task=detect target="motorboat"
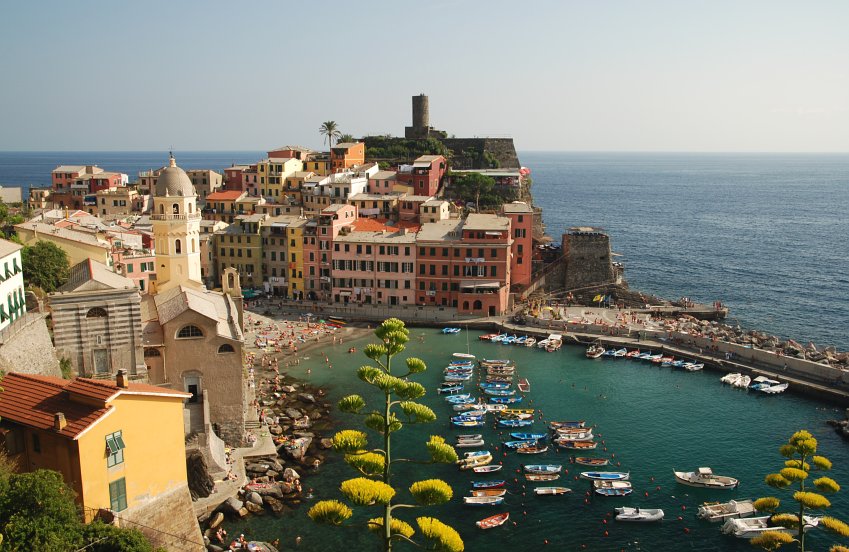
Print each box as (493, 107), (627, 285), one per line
(472, 465), (502, 474)
(524, 337), (537, 347)
(471, 480), (505, 489)
(479, 334), (498, 341)
(626, 349), (641, 358)
(555, 431), (594, 442)
(749, 376), (780, 391)
(594, 480), (633, 496)
(453, 403), (482, 411)
(523, 464), (562, 474)
(452, 352), (476, 359)
(733, 375), (751, 389)
(674, 467), (738, 489)
(525, 473), (560, 482)
(446, 396), (475, 405)
(655, 355), (674, 364)
(459, 455), (493, 470)
(500, 408), (535, 416)
(462, 450), (491, 459)
(612, 348), (627, 357)
(720, 515), (820, 539)
(615, 507), (664, 522)
(452, 419), (485, 428)
(697, 499), (757, 523)
(504, 440), (538, 449)
(574, 457), (609, 466)
(762, 382), (789, 394)
(463, 496), (504, 506)
(438, 385), (464, 395)
(490, 334), (508, 343)
(545, 338), (562, 352)
(442, 327), (461, 334)
(580, 471), (629, 481)
(457, 433), (483, 441)
(533, 487), (572, 496)
(720, 373), (741, 384)
(515, 336), (527, 345)
(470, 489), (507, 497)
(646, 353), (663, 362)
(550, 420), (586, 429)
(444, 374), (471, 382)
(586, 344), (605, 359)
(476, 512), (509, 529)
(684, 362), (705, 371)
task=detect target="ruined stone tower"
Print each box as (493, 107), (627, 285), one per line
(562, 227), (622, 294)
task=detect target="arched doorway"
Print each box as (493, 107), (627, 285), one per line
(473, 300), (482, 311)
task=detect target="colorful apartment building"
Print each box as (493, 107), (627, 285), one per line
(500, 202), (534, 290)
(95, 187), (149, 216)
(347, 192), (404, 219)
(415, 214), (512, 315)
(257, 157), (303, 202)
(0, 238), (26, 329)
(266, 145), (314, 161)
(223, 164), (250, 191)
(113, 249), (156, 293)
(0, 372), (203, 550)
(398, 195), (435, 221)
(397, 155), (446, 196)
(332, 220), (417, 305)
(303, 155), (330, 176)
(261, 215), (303, 297)
(214, 214), (267, 290)
(203, 190), (247, 223)
(420, 199), (451, 223)
(15, 221), (113, 268)
(330, 142), (365, 172)
(303, 204), (357, 301)
(367, 170), (398, 194)
(286, 218), (308, 299)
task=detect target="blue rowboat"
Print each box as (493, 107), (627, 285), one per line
(438, 387), (463, 395)
(445, 394), (471, 402)
(452, 416), (483, 423)
(480, 382), (510, 390)
(484, 388), (516, 396)
(549, 420), (585, 429)
(523, 464), (562, 474)
(453, 419), (485, 428)
(472, 480), (506, 489)
(580, 471), (630, 481)
(498, 419), (533, 428)
(444, 374), (471, 382)
(442, 327), (461, 334)
(448, 360), (474, 366)
(510, 433), (546, 441)
(490, 396), (522, 404)
(503, 440), (536, 449)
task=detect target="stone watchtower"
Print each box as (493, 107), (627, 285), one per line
(405, 94), (443, 139)
(562, 227), (622, 294)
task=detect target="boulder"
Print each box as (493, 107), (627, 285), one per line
(246, 492), (263, 506)
(270, 459), (284, 472)
(208, 545), (225, 552)
(207, 512), (224, 530)
(278, 481), (295, 494)
(298, 393), (316, 404)
(237, 507), (250, 518)
(220, 497), (243, 516)
(266, 470), (279, 479)
(245, 501), (265, 515)
(319, 438), (333, 450)
(269, 425), (283, 436)
(285, 408), (304, 420)
(283, 467), (300, 481)
(186, 450), (215, 500)
(264, 495), (288, 516)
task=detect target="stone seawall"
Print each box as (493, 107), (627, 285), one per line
(0, 312), (60, 377)
(118, 484), (204, 551)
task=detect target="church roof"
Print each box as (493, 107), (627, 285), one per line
(57, 258), (136, 293)
(155, 156), (196, 197)
(142, 285), (242, 342)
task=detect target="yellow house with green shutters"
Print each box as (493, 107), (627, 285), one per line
(0, 371), (204, 551)
(256, 157), (303, 202)
(287, 218), (308, 299)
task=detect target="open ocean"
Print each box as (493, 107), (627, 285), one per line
(2, 150), (847, 349)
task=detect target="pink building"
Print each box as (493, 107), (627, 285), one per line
(398, 195), (435, 222)
(113, 250), (156, 293)
(500, 202), (534, 291)
(397, 155), (446, 197)
(304, 204), (357, 301)
(332, 219), (417, 305)
(415, 214), (512, 316)
(367, 170), (398, 194)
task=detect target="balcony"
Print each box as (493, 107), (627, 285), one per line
(150, 212), (202, 222)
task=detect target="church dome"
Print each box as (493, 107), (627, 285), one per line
(155, 155), (196, 197)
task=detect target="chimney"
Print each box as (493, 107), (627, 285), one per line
(116, 370), (129, 389)
(54, 412), (67, 431)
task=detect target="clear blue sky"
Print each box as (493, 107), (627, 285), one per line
(1, 0), (848, 152)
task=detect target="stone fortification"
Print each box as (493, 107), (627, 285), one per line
(440, 137), (520, 170)
(561, 228), (621, 296)
(0, 312), (61, 377)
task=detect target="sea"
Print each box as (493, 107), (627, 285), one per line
(2, 151), (848, 550)
(2, 150), (847, 350)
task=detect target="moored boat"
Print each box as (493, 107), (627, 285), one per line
(761, 382), (789, 394)
(550, 420), (586, 429)
(442, 327), (461, 334)
(484, 388), (516, 396)
(615, 507), (664, 522)
(580, 471), (629, 481)
(452, 352), (476, 359)
(472, 480), (506, 489)
(463, 496), (504, 506)
(697, 499), (757, 522)
(452, 419), (485, 428)
(490, 396), (522, 404)
(456, 439), (485, 448)
(517, 378), (530, 393)
(593, 480), (633, 496)
(457, 433), (483, 441)
(510, 432), (546, 441)
(476, 512), (509, 529)
(472, 464), (503, 474)
(516, 445), (548, 454)
(470, 489), (507, 497)
(498, 419), (533, 428)
(574, 457), (609, 466)
(586, 344), (605, 359)
(674, 467), (738, 489)
(556, 440), (598, 450)
(524, 337), (537, 347)
(523, 464), (562, 474)
(525, 473), (560, 482)
(533, 487), (572, 496)
(720, 515), (820, 538)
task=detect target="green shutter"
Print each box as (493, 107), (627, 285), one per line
(105, 435), (118, 454)
(114, 433), (126, 450)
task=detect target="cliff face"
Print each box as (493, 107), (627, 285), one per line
(440, 138), (520, 170)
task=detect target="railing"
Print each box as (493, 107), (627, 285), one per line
(150, 212), (202, 221)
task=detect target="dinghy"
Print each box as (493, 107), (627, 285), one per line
(470, 489), (507, 497)
(523, 464), (561, 474)
(463, 496), (504, 506)
(593, 480), (633, 496)
(615, 507), (665, 522)
(498, 419), (533, 428)
(471, 480), (505, 489)
(472, 465), (503, 474)
(580, 471), (629, 481)
(720, 515), (820, 539)
(476, 512), (509, 529)
(525, 473), (560, 482)
(574, 457), (609, 466)
(533, 487), (572, 496)
(697, 499), (757, 522)
(516, 445), (548, 454)
(517, 378), (530, 393)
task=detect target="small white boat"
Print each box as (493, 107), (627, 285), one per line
(615, 507), (665, 522)
(473, 465), (503, 474)
(733, 375), (751, 388)
(580, 471), (629, 481)
(721, 515), (820, 538)
(674, 467), (738, 489)
(524, 337), (537, 347)
(749, 376), (780, 391)
(457, 433), (483, 441)
(720, 372), (741, 384)
(586, 344), (605, 359)
(697, 499), (757, 523)
(456, 439), (485, 448)
(533, 487), (572, 496)
(453, 352), (476, 359)
(684, 362), (704, 371)
(463, 496), (505, 506)
(761, 382), (789, 394)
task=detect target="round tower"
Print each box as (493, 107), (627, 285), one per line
(412, 94), (429, 130)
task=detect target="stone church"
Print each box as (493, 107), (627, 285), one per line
(49, 155), (250, 447)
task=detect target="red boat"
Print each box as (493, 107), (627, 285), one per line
(476, 512), (510, 530)
(517, 378), (530, 393)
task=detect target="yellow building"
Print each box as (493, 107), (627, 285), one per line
(303, 156), (330, 176)
(214, 213), (267, 289)
(14, 220), (113, 268)
(287, 218), (308, 299)
(0, 371), (203, 551)
(256, 157), (303, 202)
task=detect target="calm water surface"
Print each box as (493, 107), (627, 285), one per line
(231, 329), (849, 551)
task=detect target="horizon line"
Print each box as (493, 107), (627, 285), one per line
(1, 149), (849, 155)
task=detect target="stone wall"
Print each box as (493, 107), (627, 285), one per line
(440, 138), (520, 170)
(118, 484), (204, 552)
(562, 231), (617, 295)
(0, 312), (61, 377)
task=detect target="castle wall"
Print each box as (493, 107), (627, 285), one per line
(562, 232), (616, 292)
(0, 312), (61, 377)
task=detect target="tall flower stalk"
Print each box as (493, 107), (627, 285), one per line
(309, 319), (462, 551)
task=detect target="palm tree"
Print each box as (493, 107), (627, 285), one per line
(337, 133), (355, 144)
(319, 121), (342, 151)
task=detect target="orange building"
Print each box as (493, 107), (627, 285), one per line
(330, 142), (365, 172)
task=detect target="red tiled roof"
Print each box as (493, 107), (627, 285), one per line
(206, 191), (243, 200)
(0, 373), (191, 440)
(351, 218), (420, 233)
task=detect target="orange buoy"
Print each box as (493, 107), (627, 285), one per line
(603, 531), (609, 537)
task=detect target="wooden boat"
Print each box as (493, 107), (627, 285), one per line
(456, 439), (485, 448)
(453, 403), (482, 411)
(484, 388), (516, 396)
(498, 419), (533, 428)
(549, 421), (585, 429)
(626, 349), (641, 358)
(697, 499), (757, 522)
(516, 445), (548, 454)
(452, 419), (485, 428)
(593, 480), (633, 496)
(574, 457), (609, 466)
(721, 515), (820, 539)
(463, 496), (504, 506)
(473, 465), (503, 474)
(459, 456), (492, 470)
(479, 382), (510, 390)
(504, 440), (537, 449)
(525, 473), (560, 482)
(499, 412), (533, 421)
(545, 339), (562, 352)
(580, 471), (629, 481)
(684, 362), (705, 372)
(471, 489), (507, 497)
(555, 431), (594, 442)
(586, 344), (605, 359)
(615, 507), (665, 522)
(674, 467), (738, 489)
(517, 378), (530, 393)
(523, 464), (562, 474)
(510, 432), (546, 441)
(524, 337), (536, 347)
(556, 440), (598, 450)
(457, 434), (483, 441)
(476, 512), (509, 530)
(533, 487), (572, 496)
(486, 376), (514, 384)
(444, 374), (471, 382)
(471, 480), (505, 489)
(462, 450), (491, 459)
(453, 352), (476, 359)
(451, 415), (483, 423)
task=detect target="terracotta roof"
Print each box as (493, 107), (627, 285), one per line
(0, 373), (190, 440)
(206, 191), (244, 201)
(351, 218), (420, 233)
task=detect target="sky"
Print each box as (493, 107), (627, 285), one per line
(1, 0), (848, 152)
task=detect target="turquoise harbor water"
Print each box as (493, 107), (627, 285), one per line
(231, 329), (849, 551)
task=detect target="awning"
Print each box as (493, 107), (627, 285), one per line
(459, 281), (501, 290)
(339, 291), (352, 296)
